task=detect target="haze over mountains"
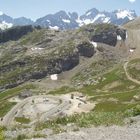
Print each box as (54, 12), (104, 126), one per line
(0, 8), (137, 30)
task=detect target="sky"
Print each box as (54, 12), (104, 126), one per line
(0, 0), (139, 21)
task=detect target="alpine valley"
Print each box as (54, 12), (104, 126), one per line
(0, 5), (140, 140)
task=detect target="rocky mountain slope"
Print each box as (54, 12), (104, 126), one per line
(124, 17), (140, 29)
(0, 23), (127, 91)
(123, 18), (140, 58)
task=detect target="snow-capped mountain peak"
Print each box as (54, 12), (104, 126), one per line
(0, 21), (13, 30)
(76, 9), (137, 28)
(0, 11), (34, 30)
(80, 8), (99, 20)
(115, 9), (136, 20)
(77, 13), (109, 26)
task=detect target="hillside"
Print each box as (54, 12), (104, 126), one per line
(0, 21), (140, 139)
(124, 17), (140, 29)
(0, 23), (127, 91)
(124, 18), (140, 58)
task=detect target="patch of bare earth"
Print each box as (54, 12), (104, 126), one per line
(103, 81), (122, 91)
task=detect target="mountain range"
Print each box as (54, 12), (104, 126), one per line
(0, 8), (137, 30)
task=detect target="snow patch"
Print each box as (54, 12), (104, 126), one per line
(82, 14), (105, 25)
(46, 20), (50, 23)
(126, 31), (128, 39)
(0, 21), (13, 30)
(129, 49), (134, 53)
(93, 14), (105, 22)
(117, 35), (122, 40)
(31, 47), (44, 51)
(103, 17), (110, 23)
(76, 18), (84, 27)
(83, 19), (93, 25)
(86, 12), (91, 16)
(77, 14), (106, 26)
(116, 10), (135, 20)
(62, 19), (71, 23)
(90, 41), (98, 48)
(50, 74), (58, 81)
(49, 26), (59, 30)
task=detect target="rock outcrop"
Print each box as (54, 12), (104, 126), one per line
(89, 24), (126, 46)
(0, 25), (39, 43)
(77, 41), (95, 57)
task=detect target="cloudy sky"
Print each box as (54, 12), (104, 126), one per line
(0, 0), (139, 20)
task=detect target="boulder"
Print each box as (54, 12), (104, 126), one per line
(77, 41), (95, 57)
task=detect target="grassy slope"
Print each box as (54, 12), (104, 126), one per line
(34, 62), (140, 132)
(127, 58), (140, 81)
(80, 65), (140, 112)
(1, 57), (139, 130)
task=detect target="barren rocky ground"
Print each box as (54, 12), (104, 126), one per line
(46, 116), (140, 140)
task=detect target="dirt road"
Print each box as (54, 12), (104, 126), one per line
(0, 95), (71, 127)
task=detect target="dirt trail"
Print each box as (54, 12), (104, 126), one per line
(124, 61), (140, 85)
(123, 23), (140, 84)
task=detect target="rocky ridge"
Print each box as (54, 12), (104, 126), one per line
(0, 23), (127, 90)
